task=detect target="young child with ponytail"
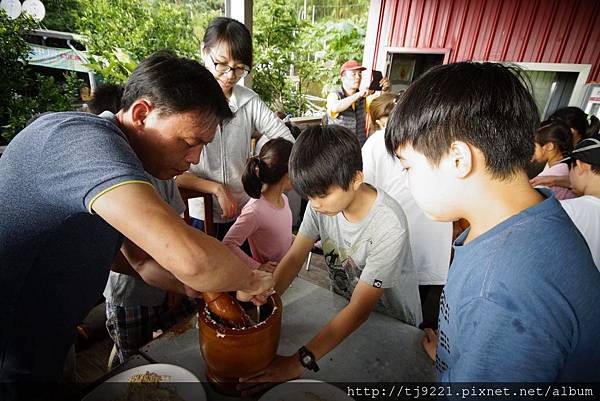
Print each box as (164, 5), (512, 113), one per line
(531, 120), (577, 200)
(223, 138), (294, 271)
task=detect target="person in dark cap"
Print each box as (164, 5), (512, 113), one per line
(560, 134), (600, 269)
(326, 60), (388, 146)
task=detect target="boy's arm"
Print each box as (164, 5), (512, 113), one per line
(239, 281), (383, 392)
(529, 175), (571, 189)
(304, 281), (382, 361)
(272, 233), (315, 295)
(92, 182), (273, 296)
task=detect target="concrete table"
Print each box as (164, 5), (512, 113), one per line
(139, 278), (435, 399)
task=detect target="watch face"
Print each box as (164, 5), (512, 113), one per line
(302, 355), (312, 365)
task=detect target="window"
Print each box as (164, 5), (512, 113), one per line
(511, 63), (591, 120)
(384, 48), (449, 93)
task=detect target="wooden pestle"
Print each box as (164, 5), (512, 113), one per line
(202, 292), (251, 328)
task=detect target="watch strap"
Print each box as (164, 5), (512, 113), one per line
(298, 346), (320, 372)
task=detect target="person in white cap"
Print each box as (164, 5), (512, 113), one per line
(560, 135), (600, 270)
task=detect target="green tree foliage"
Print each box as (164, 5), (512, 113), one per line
(42, 0), (82, 32)
(172, 0), (224, 38)
(12, 0), (368, 124)
(251, 1), (367, 116)
(252, 0), (312, 115)
(290, 0), (370, 21)
(301, 17), (366, 94)
(74, 0), (199, 84)
(0, 12), (82, 144)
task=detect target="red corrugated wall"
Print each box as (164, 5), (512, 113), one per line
(363, 0), (600, 82)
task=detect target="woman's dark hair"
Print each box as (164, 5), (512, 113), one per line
(290, 125), (362, 198)
(591, 116), (600, 138)
(385, 62), (539, 180)
(242, 138), (293, 199)
(549, 106), (599, 143)
(535, 119), (573, 157)
(88, 83), (123, 114)
(285, 122), (301, 139)
(121, 50), (232, 123)
(202, 17), (253, 68)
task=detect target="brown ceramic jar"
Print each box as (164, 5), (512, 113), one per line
(198, 294), (282, 395)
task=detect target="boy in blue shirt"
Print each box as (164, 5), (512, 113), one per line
(385, 62), (600, 381)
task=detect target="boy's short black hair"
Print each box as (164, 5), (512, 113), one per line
(289, 125), (362, 198)
(385, 62), (540, 180)
(121, 50), (232, 122)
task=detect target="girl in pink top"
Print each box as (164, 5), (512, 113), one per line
(532, 120), (577, 200)
(223, 138), (294, 270)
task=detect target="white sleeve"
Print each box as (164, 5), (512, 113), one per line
(249, 97), (295, 142)
(361, 137), (377, 186)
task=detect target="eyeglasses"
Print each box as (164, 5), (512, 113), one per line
(209, 55), (250, 78)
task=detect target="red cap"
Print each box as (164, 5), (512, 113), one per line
(340, 60), (366, 75)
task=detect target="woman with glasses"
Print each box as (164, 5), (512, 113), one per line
(177, 17), (294, 241)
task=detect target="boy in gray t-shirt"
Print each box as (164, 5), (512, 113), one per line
(242, 125), (421, 386)
(103, 173), (190, 367)
(299, 188), (421, 324)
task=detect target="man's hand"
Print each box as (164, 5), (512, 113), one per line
(216, 185), (237, 219)
(236, 269), (275, 305)
(237, 354), (304, 397)
(422, 328), (438, 362)
(380, 77), (391, 92)
(358, 87), (373, 98)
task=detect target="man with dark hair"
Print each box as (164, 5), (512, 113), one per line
(385, 61), (600, 381)
(87, 83), (124, 114)
(240, 125), (421, 389)
(0, 50), (274, 389)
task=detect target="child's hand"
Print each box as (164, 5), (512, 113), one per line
(422, 328), (438, 362)
(529, 175), (571, 189)
(258, 261), (277, 273)
(237, 354), (304, 396)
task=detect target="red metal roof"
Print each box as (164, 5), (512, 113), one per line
(364, 0), (600, 81)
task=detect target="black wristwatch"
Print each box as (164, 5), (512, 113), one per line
(298, 346), (320, 372)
